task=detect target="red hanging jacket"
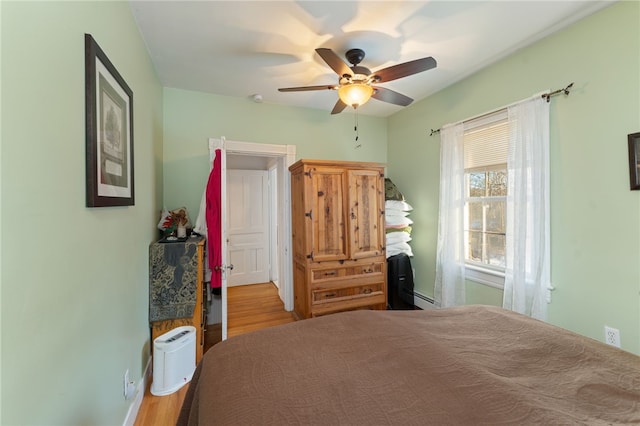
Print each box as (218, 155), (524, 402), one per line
(206, 149), (222, 289)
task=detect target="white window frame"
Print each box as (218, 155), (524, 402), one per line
(466, 262), (505, 289)
(463, 111), (508, 289)
(464, 173), (506, 289)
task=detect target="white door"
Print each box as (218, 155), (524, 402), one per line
(210, 137), (296, 342)
(227, 170), (269, 286)
(208, 138), (230, 341)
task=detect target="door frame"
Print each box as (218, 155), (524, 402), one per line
(268, 165), (279, 288)
(210, 138), (295, 314)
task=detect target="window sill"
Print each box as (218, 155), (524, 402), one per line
(465, 264), (505, 289)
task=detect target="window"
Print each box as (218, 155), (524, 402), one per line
(435, 95), (550, 316)
(463, 111), (508, 285)
(465, 168), (506, 268)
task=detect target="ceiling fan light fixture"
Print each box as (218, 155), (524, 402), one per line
(279, 48), (436, 114)
(338, 83), (373, 108)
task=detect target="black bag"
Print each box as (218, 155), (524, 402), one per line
(387, 254), (415, 310)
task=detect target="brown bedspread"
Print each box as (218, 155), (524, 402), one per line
(179, 305), (640, 425)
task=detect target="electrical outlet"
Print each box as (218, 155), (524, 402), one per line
(123, 369), (130, 398)
(604, 326), (621, 348)
(123, 369), (136, 400)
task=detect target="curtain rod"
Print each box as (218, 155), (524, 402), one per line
(429, 82), (574, 136)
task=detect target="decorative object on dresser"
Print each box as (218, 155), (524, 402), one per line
(289, 159), (387, 319)
(157, 207), (192, 239)
(149, 236), (207, 363)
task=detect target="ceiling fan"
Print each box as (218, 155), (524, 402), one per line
(278, 48), (437, 114)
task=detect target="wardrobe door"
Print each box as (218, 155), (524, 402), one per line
(347, 168), (385, 260)
(290, 167), (308, 265)
(308, 167), (348, 262)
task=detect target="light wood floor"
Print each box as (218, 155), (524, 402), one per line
(134, 282), (296, 426)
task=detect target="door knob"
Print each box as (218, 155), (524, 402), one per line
(213, 264), (234, 271)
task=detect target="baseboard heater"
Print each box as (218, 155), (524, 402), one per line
(151, 326), (196, 396)
(413, 291), (436, 310)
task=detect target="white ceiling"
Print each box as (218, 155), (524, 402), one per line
(130, 0), (612, 117)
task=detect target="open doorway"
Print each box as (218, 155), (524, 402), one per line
(226, 157), (275, 287)
(206, 139), (295, 337)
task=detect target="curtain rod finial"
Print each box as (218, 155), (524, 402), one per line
(564, 82), (574, 95)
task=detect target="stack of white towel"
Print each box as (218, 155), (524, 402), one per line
(385, 200), (413, 258)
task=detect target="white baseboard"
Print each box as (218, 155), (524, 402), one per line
(413, 291), (437, 310)
(123, 357), (152, 426)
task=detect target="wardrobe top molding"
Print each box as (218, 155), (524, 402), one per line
(289, 159), (386, 172)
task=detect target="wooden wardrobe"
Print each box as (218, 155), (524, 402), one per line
(289, 159), (387, 319)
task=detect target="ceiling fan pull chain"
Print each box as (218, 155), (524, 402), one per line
(354, 110), (362, 149)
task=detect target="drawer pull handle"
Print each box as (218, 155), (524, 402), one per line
(325, 293), (337, 298)
(363, 268), (373, 273)
(324, 271), (336, 276)
(363, 288), (372, 294)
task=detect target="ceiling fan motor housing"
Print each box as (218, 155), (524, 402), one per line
(345, 48), (366, 65)
(350, 65), (371, 77)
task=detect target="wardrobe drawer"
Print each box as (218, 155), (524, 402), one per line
(312, 281), (384, 304)
(311, 262), (384, 283)
(311, 290), (386, 317)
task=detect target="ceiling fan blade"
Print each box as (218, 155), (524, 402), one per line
(373, 56), (437, 83)
(372, 86), (414, 106)
(278, 85), (337, 92)
(331, 99), (348, 115)
(316, 48), (353, 77)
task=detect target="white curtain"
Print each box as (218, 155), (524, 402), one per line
(434, 122), (466, 308)
(503, 96), (550, 320)
(435, 94), (550, 320)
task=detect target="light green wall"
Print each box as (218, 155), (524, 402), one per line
(1, 1), (163, 424)
(388, 1), (640, 354)
(162, 88), (387, 216)
(3, 3), (635, 424)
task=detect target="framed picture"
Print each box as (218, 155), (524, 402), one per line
(85, 33), (134, 207)
(628, 132), (640, 191)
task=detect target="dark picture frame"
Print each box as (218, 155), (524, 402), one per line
(628, 132), (640, 191)
(85, 34), (134, 207)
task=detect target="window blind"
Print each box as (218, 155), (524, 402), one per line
(463, 109), (508, 170)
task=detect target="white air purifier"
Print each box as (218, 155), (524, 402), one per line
(151, 325), (196, 396)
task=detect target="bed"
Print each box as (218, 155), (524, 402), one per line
(178, 305), (640, 425)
